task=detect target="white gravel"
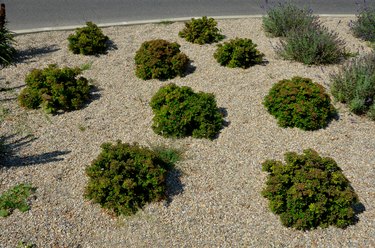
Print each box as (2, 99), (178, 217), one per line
(0, 17), (374, 247)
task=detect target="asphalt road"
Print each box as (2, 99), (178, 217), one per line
(3, 0), (373, 31)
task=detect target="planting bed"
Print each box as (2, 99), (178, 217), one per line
(0, 17), (374, 247)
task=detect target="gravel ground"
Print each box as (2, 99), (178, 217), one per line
(0, 17), (374, 248)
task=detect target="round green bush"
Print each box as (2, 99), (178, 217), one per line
(214, 38), (265, 68)
(150, 83), (223, 139)
(178, 16), (224, 45)
(134, 39), (189, 80)
(68, 22), (109, 55)
(18, 64), (92, 114)
(85, 141), (172, 216)
(262, 149), (361, 230)
(263, 76), (336, 130)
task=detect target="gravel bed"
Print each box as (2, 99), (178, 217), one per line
(0, 17), (374, 247)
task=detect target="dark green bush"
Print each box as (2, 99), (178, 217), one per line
(214, 38), (265, 68)
(18, 64), (92, 114)
(68, 22), (109, 55)
(134, 39), (189, 80)
(150, 83), (223, 139)
(330, 53), (375, 120)
(0, 20), (16, 66)
(351, 3), (375, 43)
(263, 76), (336, 130)
(277, 23), (350, 65)
(178, 16), (224, 44)
(262, 149), (361, 230)
(85, 141), (180, 216)
(0, 183), (36, 217)
(262, 1), (318, 37)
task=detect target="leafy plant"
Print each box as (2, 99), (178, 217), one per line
(18, 64), (92, 114)
(262, 149), (361, 230)
(0, 5), (16, 66)
(277, 23), (350, 65)
(263, 76), (336, 130)
(0, 183), (36, 217)
(178, 16), (224, 44)
(262, 1), (318, 37)
(150, 83), (223, 139)
(330, 52), (375, 120)
(214, 38), (265, 68)
(134, 39), (189, 80)
(351, 3), (375, 43)
(17, 241), (36, 248)
(85, 141), (180, 216)
(68, 21), (109, 55)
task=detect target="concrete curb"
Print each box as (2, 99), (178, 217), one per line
(12, 14), (356, 35)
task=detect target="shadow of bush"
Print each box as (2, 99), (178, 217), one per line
(0, 134), (70, 167)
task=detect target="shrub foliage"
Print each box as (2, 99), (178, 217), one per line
(0, 183), (36, 217)
(277, 24), (349, 65)
(178, 16), (224, 44)
(214, 38), (265, 68)
(85, 141), (179, 216)
(263, 76), (336, 130)
(134, 39), (189, 80)
(0, 9), (16, 66)
(351, 3), (375, 43)
(68, 22), (109, 55)
(262, 149), (361, 230)
(150, 83), (223, 139)
(262, 1), (318, 37)
(18, 64), (92, 114)
(330, 53), (375, 120)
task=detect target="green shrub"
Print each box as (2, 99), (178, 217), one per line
(214, 38), (265, 68)
(263, 76), (336, 130)
(178, 16), (224, 44)
(262, 1), (318, 37)
(351, 3), (375, 43)
(262, 149), (361, 230)
(134, 39), (189, 80)
(18, 64), (92, 114)
(150, 83), (223, 139)
(68, 22), (109, 55)
(85, 141), (180, 216)
(17, 241), (36, 248)
(0, 20), (16, 66)
(0, 183), (36, 217)
(277, 23), (350, 65)
(330, 53), (375, 120)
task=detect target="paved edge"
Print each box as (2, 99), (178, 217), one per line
(12, 14), (356, 35)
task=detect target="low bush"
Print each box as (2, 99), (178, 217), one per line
(263, 76), (336, 130)
(0, 183), (36, 217)
(84, 141), (180, 216)
(262, 149), (361, 230)
(214, 38), (265, 68)
(0, 5), (16, 67)
(262, 1), (318, 37)
(178, 16), (224, 44)
(134, 39), (189, 80)
(330, 53), (375, 120)
(277, 23), (350, 65)
(68, 22), (109, 55)
(351, 3), (375, 43)
(18, 64), (92, 114)
(150, 83), (223, 139)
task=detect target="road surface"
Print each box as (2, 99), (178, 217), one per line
(3, 0), (372, 31)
